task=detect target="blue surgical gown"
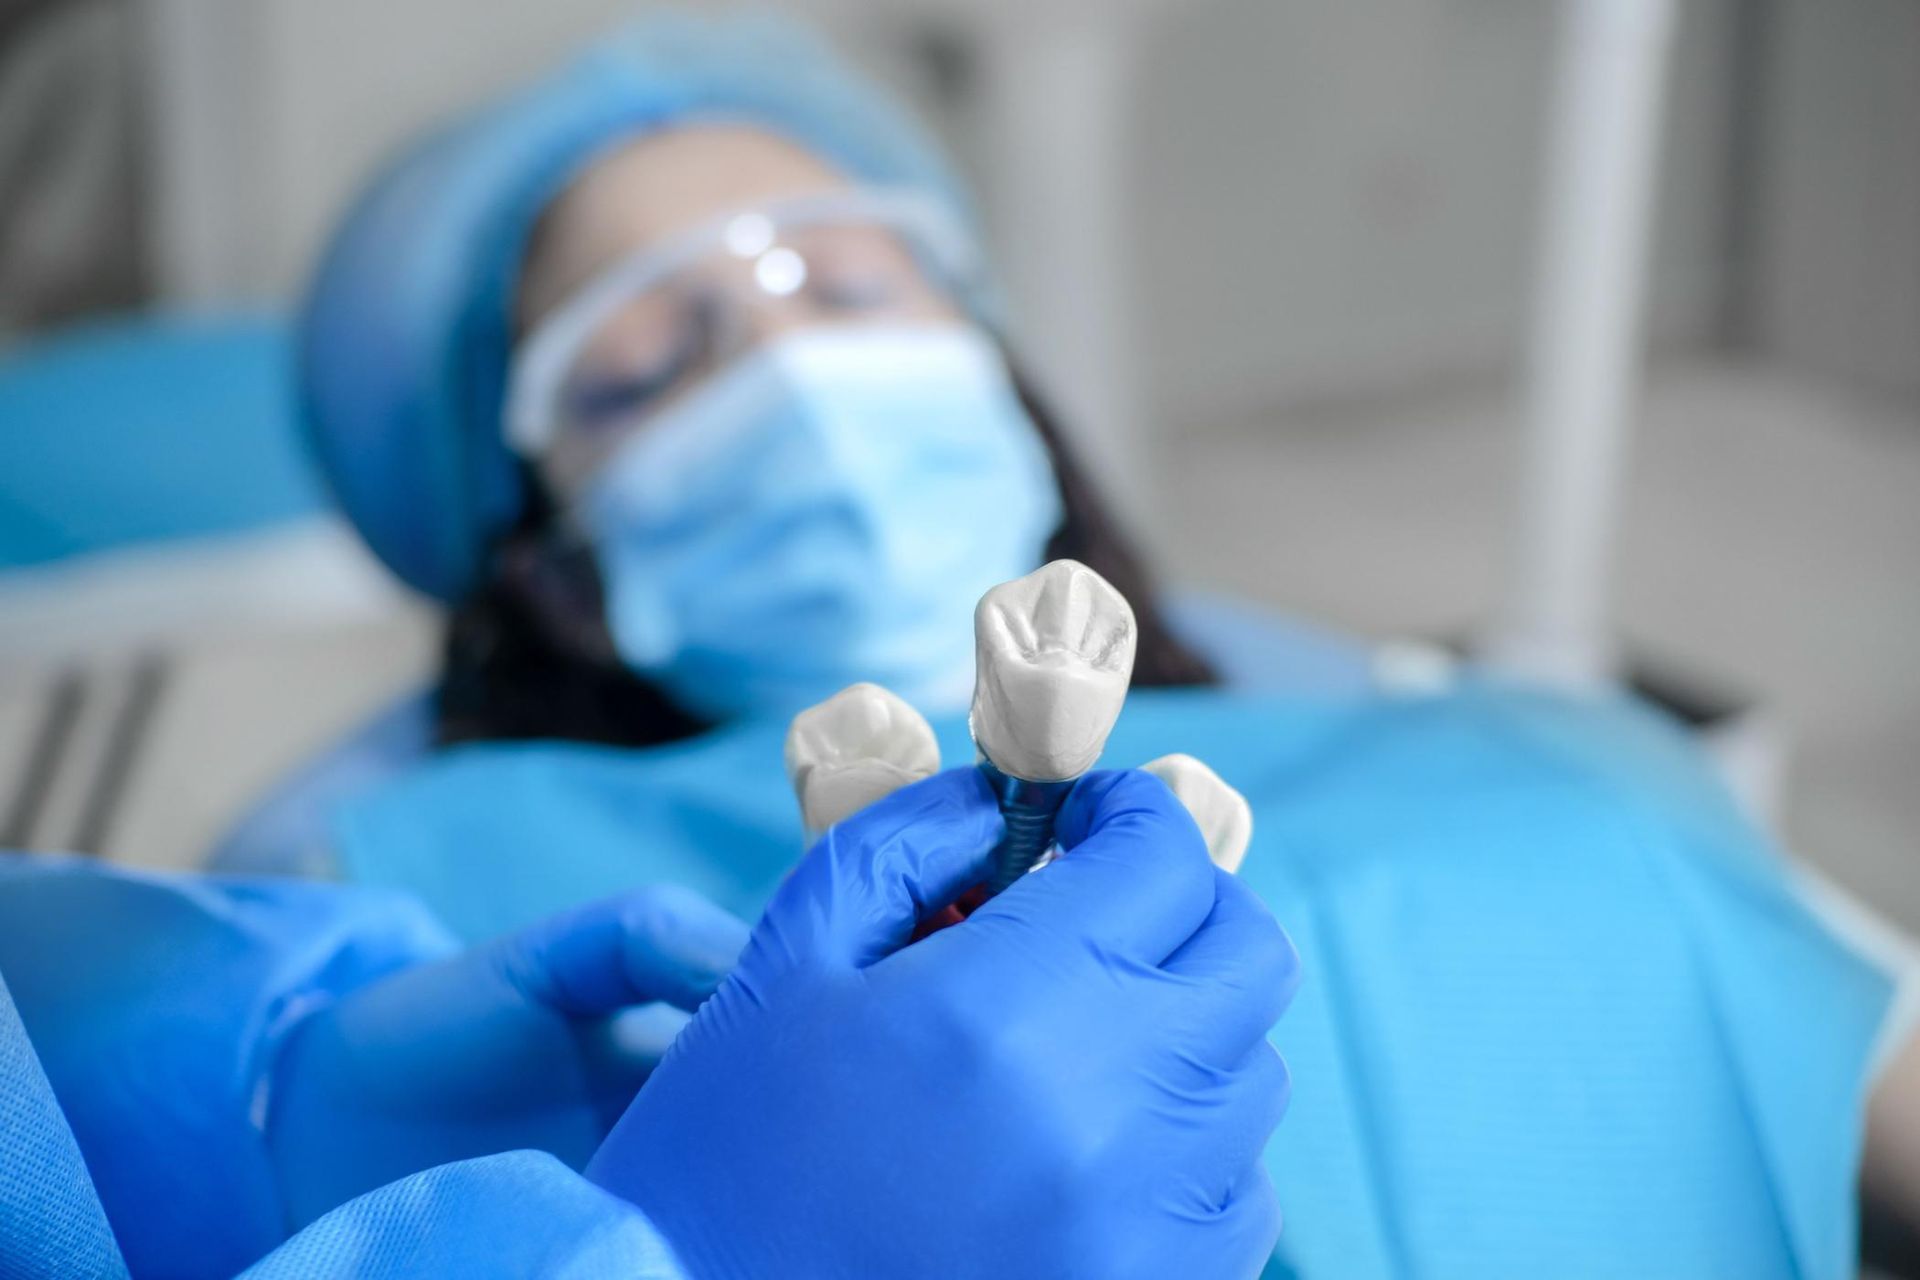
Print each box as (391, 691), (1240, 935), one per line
(322, 683), (1892, 1279)
(0, 858), (689, 1279)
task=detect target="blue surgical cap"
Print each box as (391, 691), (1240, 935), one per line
(301, 10), (979, 601)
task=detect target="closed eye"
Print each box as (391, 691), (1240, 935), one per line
(565, 366), (684, 429)
(562, 302), (714, 432)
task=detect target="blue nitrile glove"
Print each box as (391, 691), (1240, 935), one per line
(268, 884), (749, 1228)
(588, 767), (1299, 1280)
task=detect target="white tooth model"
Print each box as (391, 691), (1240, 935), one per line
(971, 560), (1137, 783)
(971, 560), (1138, 892)
(1142, 754), (1254, 874)
(785, 682), (941, 842)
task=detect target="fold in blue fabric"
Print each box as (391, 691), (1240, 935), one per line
(0, 858), (453, 1277)
(334, 683), (1891, 1279)
(0, 862), (691, 1278)
(236, 1151), (684, 1280)
(0, 968), (129, 1280)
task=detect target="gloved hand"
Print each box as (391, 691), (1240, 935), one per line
(588, 767), (1298, 1280)
(267, 884), (748, 1227)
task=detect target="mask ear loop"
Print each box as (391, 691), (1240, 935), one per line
(504, 188), (984, 458)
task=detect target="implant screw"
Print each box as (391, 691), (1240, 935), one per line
(979, 760), (1077, 896)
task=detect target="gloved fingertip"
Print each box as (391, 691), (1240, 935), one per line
(1052, 770), (1126, 848)
(622, 885), (751, 1004)
(1217, 871), (1302, 997)
(900, 764), (1001, 814)
(785, 765), (1005, 969)
(1054, 768), (1185, 851)
(649, 883), (752, 953)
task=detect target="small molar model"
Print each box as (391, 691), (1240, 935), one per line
(784, 682), (941, 843)
(1141, 753), (1254, 874)
(970, 559), (1138, 894)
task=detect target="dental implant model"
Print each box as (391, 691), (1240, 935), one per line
(971, 560), (1137, 894)
(783, 586), (1251, 894)
(1142, 753), (1254, 874)
(785, 682), (941, 843)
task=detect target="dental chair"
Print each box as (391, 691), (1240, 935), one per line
(0, 312), (411, 663)
(0, 314), (418, 865)
(1, 315), (313, 575)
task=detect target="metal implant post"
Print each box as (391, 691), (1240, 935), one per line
(979, 762), (1076, 894)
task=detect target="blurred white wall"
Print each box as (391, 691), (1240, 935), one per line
(136, 0), (1914, 448)
(138, 0), (1751, 499)
(146, 0), (677, 305)
(1133, 0), (1738, 431)
(1754, 0), (1920, 401)
(141, 0), (942, 307)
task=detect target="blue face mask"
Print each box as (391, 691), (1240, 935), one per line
(574, 324), (1062, 722)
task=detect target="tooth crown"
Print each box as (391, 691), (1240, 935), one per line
(786, 682), (940, 837)
(1142, 753), (1254, 874)
(970, 560), (1137, 782)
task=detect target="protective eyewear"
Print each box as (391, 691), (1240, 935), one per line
(506, 188), (983, 457)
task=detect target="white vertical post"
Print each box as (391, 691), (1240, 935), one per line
(1484, 0), (1679, 689)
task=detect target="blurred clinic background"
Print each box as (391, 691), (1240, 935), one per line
(0, 1), (1915, 921)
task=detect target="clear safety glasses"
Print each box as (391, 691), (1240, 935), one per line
(506, 188), (984, 458)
